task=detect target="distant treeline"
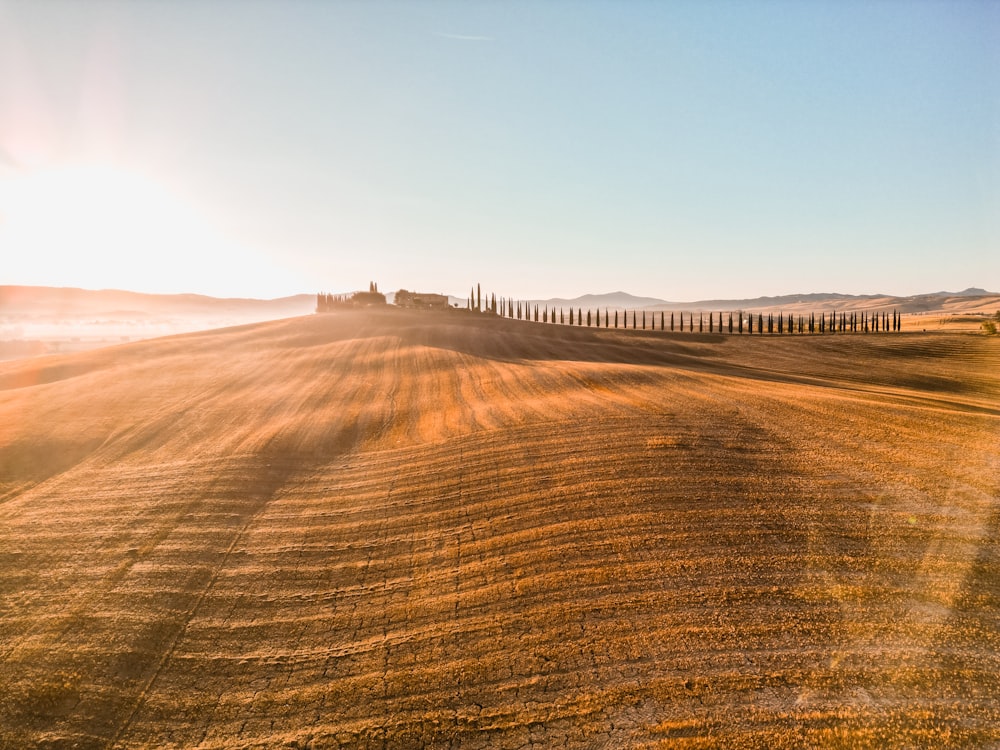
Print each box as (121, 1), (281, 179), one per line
(464, 284), (903, 333)
(316, 281), (904, 334)
(316, 282), (386, 312)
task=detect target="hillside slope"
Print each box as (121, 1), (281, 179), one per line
(1, 309), (998, 748)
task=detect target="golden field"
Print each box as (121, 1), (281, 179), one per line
(1, 308), (998, 749)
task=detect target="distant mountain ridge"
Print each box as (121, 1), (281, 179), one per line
(522, 288), (999, 313)
(0, 285), (315, 317)
(936, 287), (991, 297)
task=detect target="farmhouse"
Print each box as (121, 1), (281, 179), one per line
(394, 289), (450, 310)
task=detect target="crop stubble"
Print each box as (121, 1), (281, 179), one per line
(0, 308), (997, 748)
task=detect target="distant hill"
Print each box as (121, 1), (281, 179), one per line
(0, 286), (316, 359)
(0, 285), (315, 317)
(936, 287), (992, 297)
(529, 292), (671, 309)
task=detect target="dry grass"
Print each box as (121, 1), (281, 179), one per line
(1, 308), (998, 748)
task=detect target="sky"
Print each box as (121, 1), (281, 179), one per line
(1, 0), (997, 301)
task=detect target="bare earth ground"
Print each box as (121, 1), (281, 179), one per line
(0, 308), (998, 749)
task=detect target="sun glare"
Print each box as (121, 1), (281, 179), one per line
(1, 163), (249, 294)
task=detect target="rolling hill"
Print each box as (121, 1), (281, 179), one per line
(1, 307), (998, 748)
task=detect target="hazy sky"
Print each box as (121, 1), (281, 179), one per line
(1, 1), (997, 300)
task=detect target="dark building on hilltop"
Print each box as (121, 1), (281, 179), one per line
(394, 289), (450, 310)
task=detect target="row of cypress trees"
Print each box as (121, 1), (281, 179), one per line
(468, 284), (903, 334)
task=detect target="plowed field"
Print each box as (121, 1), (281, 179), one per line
(1, 308), (998, 748)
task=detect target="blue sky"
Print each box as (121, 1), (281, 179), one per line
(1, 0), (997, 300)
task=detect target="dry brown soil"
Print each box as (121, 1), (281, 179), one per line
(1, 308), (998, 749)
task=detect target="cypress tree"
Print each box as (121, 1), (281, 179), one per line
(757, 313), (763, 334)
(569, 308), (574, 325)
(709, 313), (714, 333)
(671, 312), (675, 331)
(661, 311), (665, 330)
(614, 310), (618, 328)
(476, 284), (481, 312)
(729, 312), (734, 334)
(587, 309), (592, 326)
(749, 314), (753, 334)
(642, 311), (646, 329)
